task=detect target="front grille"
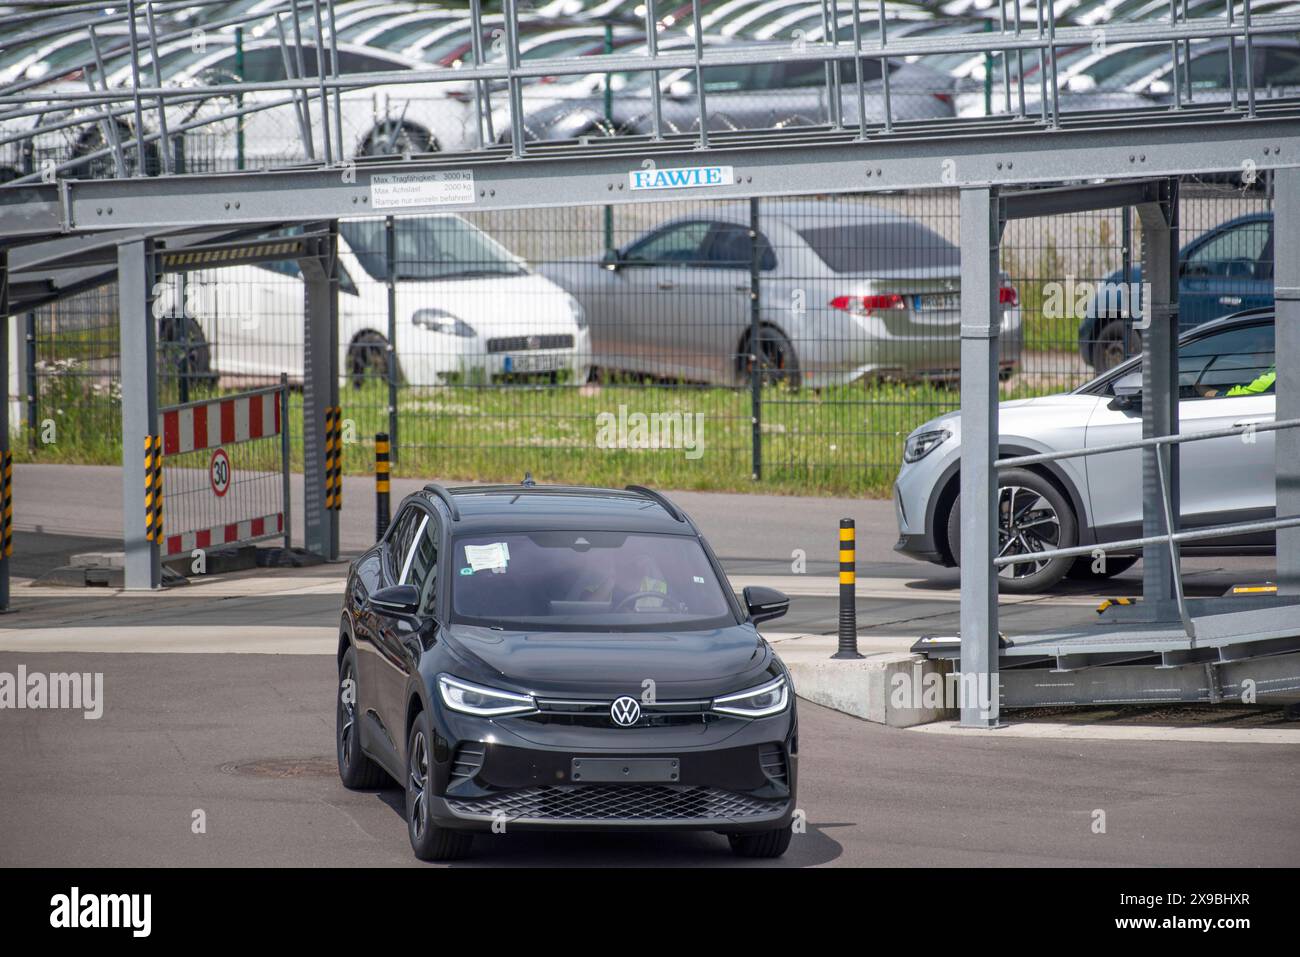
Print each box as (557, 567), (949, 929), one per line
(529, 697), (713, 729)
(759, 744), (789, 788)
(445, 785), (783, 822)
(485, 334), (574, 354)
(449, 742), (485, 784)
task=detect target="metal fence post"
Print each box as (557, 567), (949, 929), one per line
(23, 311), (35, 453)
(0, 253), (9, 610)
(385, 215), (399, 463)
(280, 372), (291, 550)
(833, 519), (862, 659)
(749, 197), (762, 482)
(375, 432), (391, 540)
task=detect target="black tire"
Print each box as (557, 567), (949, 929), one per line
(1090, 319), (1140, 372)
(347, 331), (391, 389)
(728, 825), (793, 859)
(406, 712), (474, 862)
(158, 316), (214, 381)
(1067, 554), (1139, 581)
(336, 647), (389, 789)
(946, 468), (1078, 594)
(743, 326), (801, 389)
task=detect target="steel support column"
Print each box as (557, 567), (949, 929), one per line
(118, 236), (160, 589)
(0, 250), (9, 611)
(1136, 181), (1180, 612)
(1276, 167), (1300, 595)
(299, 223), (339, 561)
(958, 186), (1004, 728)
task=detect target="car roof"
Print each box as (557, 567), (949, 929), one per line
(650, 199), (913, 233)
(414, 484), (698, 536)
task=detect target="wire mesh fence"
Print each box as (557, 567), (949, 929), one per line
(20, 176), (1276, 498)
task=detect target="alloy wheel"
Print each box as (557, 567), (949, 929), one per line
(338, 662), (355, 767)
(409, 731), (429, 841)
(996, 485), (1062, 581)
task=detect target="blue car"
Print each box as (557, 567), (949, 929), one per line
(1079, 212), (1274, 370)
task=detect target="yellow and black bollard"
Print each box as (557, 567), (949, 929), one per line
(375, 432), (391, 539)
(833, 518), (863, 659)
(1, 449), (11, 559)
(324, 407), (343, 513)
(144, 434), (163, 547)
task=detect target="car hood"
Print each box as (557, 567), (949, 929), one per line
(390, 272), (580, 334)
(913, 392), (1103, 437)
(441, 623), (773, 698)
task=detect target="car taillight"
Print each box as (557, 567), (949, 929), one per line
(932, 92), (953, 104)
(998, 286), (1019, 306)
(830, 294), (906, 316)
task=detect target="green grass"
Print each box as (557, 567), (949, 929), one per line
(21, 369), (1058, 499)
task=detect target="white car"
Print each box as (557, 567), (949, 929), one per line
(165, 214), (591, 388)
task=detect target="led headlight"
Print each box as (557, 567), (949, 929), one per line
(565, 293), (587, 330)
(711, 675), (789, 718)
(437, 674), (535, 717)
(903, 428), (951, 464)
(413, 308), (476, 337)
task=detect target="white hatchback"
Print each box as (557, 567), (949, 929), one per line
(168, 215), (592, 388)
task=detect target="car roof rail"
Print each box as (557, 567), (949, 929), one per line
(423, 483), (461, 521)
(624, 484), (685, 523)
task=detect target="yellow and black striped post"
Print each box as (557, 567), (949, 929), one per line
(1, 449), (12, 560)
(833, 518), (863, 659)
(375, 432), (391, 539)
(144, 435), (163, 547)
(324, 406), (343, 512)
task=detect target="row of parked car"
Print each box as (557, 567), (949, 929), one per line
(162, 202), (1021, 389)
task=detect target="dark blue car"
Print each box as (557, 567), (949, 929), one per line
(1079, 212), (1274, 370)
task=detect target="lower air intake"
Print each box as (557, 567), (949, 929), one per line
(446, 785), (783, 822)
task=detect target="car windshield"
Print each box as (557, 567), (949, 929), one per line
(450, 531), (737, 631)
(339, 216), (528, 282)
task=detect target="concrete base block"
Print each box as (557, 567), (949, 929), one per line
(784, 650), (957, 727)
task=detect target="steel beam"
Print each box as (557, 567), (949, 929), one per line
(1277, 167), (1300, 596)
(958, 186), (1004, 729)
(299, 223), (339, 561)
(118, 236), (159, 589)
(1136, 181), (1180, 615)
(0, 250), (8, 611)
(2, 112), (1298, 239)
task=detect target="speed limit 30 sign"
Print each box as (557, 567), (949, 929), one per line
(209, 447), (232, 497)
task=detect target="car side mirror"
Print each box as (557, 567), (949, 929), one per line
(743, 585), (789, 625)
(601, 248), (623, 271)
(369, 584), (421, 616)
(1110, 370), (1143, 409)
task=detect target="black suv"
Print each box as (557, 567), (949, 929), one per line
(336, 481), (796, 861)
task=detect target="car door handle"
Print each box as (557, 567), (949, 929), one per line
(657, 280), (675, 290)
(733, 284), (751, 293)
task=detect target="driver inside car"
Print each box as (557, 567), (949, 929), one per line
(572, 554), (669, 610)
(1200, 365), (1276, 398)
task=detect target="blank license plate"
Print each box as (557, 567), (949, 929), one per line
(571, 757), (680, 783)
(506, 353), (564, 373)
(914, 293), (960, 311)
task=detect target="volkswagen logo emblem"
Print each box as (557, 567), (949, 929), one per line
(610, 696), (641, 727)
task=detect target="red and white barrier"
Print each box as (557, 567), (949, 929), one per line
(160, 390), (281, 457)
(164, 512), (284, 558)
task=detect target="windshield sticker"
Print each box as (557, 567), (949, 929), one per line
(464, 542), (510, 572)
(459, 566), (474, 576)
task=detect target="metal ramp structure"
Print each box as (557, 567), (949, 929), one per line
(2, 0), (1300, 724)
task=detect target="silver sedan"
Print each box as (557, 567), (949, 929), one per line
(541, 200), (1022, 388)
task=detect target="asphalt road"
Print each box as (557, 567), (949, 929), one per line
(1, 650), (1296, 868)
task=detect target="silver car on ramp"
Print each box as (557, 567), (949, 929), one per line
(541, 200), (1022, 388)
(893, 310), (1278, 593)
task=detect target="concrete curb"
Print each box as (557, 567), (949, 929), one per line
(771, 633), (956, 727)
